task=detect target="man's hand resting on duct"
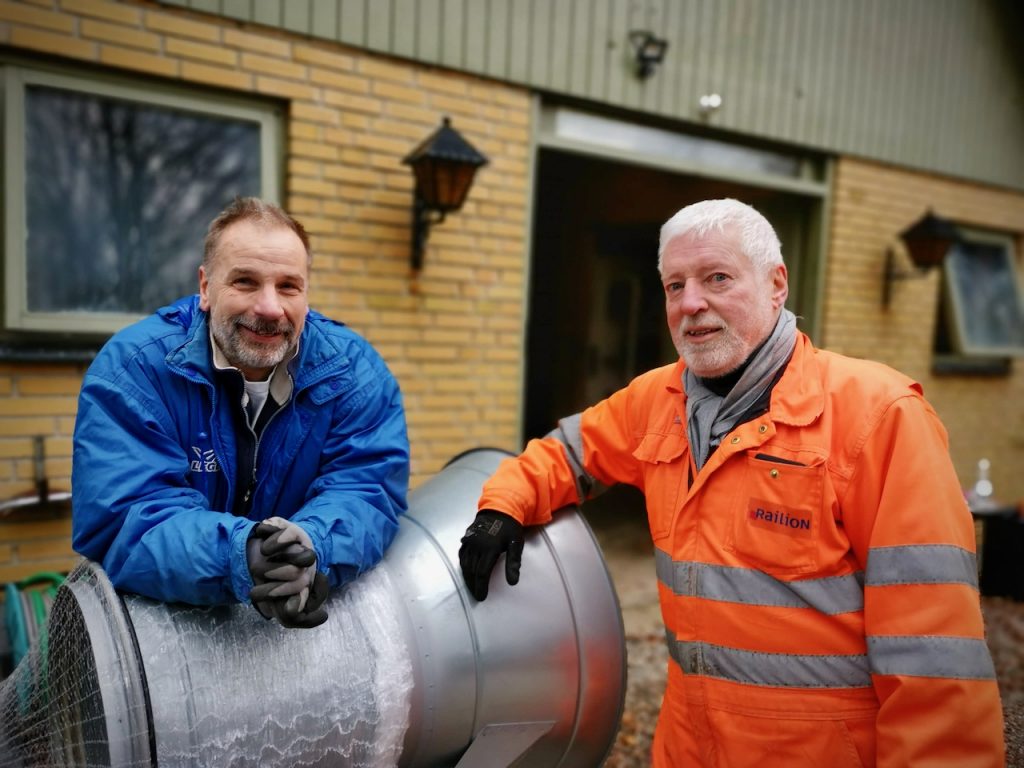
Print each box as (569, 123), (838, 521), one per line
(458, 509), (524, 601)
(246, 517), (329, 628)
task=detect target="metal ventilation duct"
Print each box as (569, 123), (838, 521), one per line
(0, 448), (626, 767)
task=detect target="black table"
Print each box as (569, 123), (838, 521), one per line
(972, 505), (1023, 601)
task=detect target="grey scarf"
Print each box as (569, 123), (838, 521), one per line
(684, 309), (797, 470)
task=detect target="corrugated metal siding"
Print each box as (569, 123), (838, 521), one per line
(157, 0), (1024, 191)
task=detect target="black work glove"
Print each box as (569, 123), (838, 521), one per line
(251, 572), (330, 629)
(247, 518), (328, 628)
(275, 571), (329, 629)
(458, 509), (524, 601)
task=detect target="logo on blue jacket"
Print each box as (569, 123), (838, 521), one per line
(191, 446), (220, 473)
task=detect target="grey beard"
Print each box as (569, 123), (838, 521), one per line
(212, 316), (294, 373)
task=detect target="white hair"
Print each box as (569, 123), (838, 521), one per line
(657, 198), (782, 274)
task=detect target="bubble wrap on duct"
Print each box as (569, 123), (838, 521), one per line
(132, 564), (414, 767)
(0, 562), (414, 768)
(3, 448), (628, 768)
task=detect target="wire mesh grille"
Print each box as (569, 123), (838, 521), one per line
(0, 561), (151, 767)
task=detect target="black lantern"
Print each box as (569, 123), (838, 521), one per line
(402, 117), (488, 274)
(882, 209), (961, 307)
(629, 30), (669, 80)
(900, 210), (961, 269)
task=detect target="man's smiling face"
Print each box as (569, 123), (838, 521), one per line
(660, 226), (787, 378)
(199, 220), (309, 381)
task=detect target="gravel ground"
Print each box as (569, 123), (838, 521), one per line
(586, 497), (1024, 767)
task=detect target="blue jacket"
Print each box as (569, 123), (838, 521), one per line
(71, 295), (409, 606)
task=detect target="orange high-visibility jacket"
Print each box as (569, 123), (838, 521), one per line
(480, 333), (1005, 767)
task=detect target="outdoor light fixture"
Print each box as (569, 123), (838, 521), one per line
(402, 117), (488, 275)
(882, 209), (960, 308)
(699, 93), (723, 115)
(629, 30), (669, 80)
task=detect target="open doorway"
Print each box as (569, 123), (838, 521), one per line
(523, 148), (821, 442)
(523, 147), (823, 532)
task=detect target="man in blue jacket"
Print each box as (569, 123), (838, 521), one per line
(71, 197), (410, 628)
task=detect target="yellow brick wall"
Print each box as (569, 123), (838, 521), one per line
(0, 365), (82, 502)
(3, 2), (1021, 588)
(0, 364), (84, 583)
(0, 505), (77, 585)
(0, 0), (531, 582)
(826, 157), (1024, 502)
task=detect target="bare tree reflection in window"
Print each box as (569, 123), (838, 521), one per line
(25, 85), (261, 315)
(945, 239), (1024, 356)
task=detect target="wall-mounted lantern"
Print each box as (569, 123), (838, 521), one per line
(699, 93), (723, 116)
(402, 117), (488, 275)
(628, 30), (669, 80)
(882, 209), (960, 308)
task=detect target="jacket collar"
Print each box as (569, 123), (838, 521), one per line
(163, 296), (213, 378)
(664, 332), (823, 427)
(764, 332), (823, 426)
(666, 359), (686, 394)
(163, 295), (347, 392)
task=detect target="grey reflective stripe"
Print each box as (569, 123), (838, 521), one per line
(545, 412), (606, 501)
(655, 549), (865, 615)
(866, 544), (978, 589)
(666, 634), (873, 688)
(867, 635), (996, 680)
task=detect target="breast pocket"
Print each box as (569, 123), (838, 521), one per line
(632, 431), (689, 542)
(726, 452), (826, 576)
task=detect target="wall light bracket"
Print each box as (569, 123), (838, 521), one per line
(628, 30), (669, 80)
(402, 117), (488, 275)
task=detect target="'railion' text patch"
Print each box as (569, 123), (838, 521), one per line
(746, 499), (812, 538)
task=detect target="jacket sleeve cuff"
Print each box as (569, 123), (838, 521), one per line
(311, 532), (331, 579)
(230, 523), (257, 602)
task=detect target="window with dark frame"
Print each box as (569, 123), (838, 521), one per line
(933, 228), (1024, 375)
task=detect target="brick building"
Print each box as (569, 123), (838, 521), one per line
(0, 0), (1021, 583)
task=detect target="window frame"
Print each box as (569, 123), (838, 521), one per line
(942, 228), (1024, 356)
(933, 226), (1023, 374)
(2, 61), (282, 336)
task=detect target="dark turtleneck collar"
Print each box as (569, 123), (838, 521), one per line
(696, 332), (773, 398)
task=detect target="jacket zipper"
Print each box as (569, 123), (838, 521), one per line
(243, 402), (288, 511)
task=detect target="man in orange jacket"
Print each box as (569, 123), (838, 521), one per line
(459, 199), (1005, 767)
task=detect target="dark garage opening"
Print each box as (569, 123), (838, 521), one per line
(523, 148), (820, 443)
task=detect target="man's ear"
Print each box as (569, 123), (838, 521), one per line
(198, 265), (210, 312)
(769, 264), (789, 310)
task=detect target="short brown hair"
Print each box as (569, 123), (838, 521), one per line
(203, 197), (312, 269)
